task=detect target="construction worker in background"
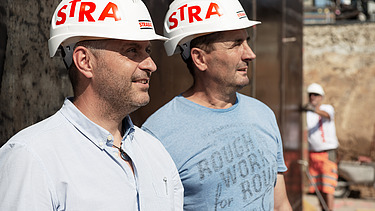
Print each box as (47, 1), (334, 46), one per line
(142, 0), (292, 210)
(303, 83), (339, 211)
(0, 0), (183, 210)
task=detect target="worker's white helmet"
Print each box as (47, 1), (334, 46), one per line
(163, 0), (261, 57)
(307, 83), (325, 96)
(48, 0), (166, 67)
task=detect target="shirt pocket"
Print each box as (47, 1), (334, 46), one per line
(152, 175), (171, 198)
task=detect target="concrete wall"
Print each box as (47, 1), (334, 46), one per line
(303, 22), (375, 160)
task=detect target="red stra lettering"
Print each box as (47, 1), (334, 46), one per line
(237, 11), (246, 18)
(178, 4), (187, 21)
(56, 5), (68, 25)
(168, 3), (222, 29)
(139, 22), (152, 28)
(169, 12), (178, 29)
(98, 2), (121, 21)
(188, 6), (202, 23)
(205, 2), (222, 19)
(55, 1), (122, 25)
(79, 2), (96, 22)
(69, 0), (81, 17)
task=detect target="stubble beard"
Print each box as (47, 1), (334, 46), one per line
(98, 81), (150, 117)
(95, 69), (150, 120)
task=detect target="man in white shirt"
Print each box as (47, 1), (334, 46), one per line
(303, 83), (339, 211)
(0, 0), (183, 210)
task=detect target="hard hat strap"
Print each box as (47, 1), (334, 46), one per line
(60, 43), (75, 69)
(180, 40), (191, 60)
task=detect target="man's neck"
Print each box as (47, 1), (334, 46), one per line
(73, 95), (126, 146)
(182, 85), (237, 109)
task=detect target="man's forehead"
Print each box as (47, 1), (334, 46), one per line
(211, 32), (248, 46)
(106, 39), (152, 47)
(309, 93), (322, 96)
(217, 29), (249, 41)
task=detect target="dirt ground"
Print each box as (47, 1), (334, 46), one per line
(304, 193), (375, 211)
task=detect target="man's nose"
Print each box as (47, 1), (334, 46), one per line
(242, 42), (256, 61)
(140, 56), (157, 73)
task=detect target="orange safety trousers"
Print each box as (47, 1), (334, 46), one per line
(308, 151), (338, 194)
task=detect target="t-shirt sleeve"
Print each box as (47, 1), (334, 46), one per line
(321, 104), (335, 119)
(276, 135), (288, 173)
(273, 117), (288, 173)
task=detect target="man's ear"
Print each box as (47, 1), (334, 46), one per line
(191, 47), (207, 72)
(72, 46), (95, 79)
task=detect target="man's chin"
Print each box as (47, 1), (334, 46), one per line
(237, 80), (250, 89)
(127, 99), (150, 114)
(134, 96), (150, 107)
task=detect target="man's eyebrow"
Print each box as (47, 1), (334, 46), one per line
(229, 37), (248, 47)
(125, 42), (152, 49)
(235, 36), (250, 43)
(125, 43), (142, 48)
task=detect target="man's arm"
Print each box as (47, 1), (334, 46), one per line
(315, 105), (331, 120)
(274, 173), (292, 211)
(0, 143), (54, 210)
(302, 103), (331, 120)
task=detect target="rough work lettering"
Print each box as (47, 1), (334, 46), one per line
(195, 130), (277, 209)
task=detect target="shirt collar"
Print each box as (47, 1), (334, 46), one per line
(123, 116), (135, 140)
(59, 98), (135, 149)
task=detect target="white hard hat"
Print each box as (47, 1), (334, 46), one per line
(307, 83), (325, 96)
(48, 0), (166, 67)
(163, 0), (261, 57)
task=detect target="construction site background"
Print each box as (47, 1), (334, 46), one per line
(303, 21), (375, 208)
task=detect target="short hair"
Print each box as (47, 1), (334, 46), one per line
(67, 40), (107, 93)
(183, 31), (223, 76)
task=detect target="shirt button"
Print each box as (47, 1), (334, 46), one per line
(107, 135), (113, 141)
(99, 142), (104, 146)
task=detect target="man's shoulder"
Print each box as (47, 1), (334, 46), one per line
(238, 93), (265, 105)
(320, 104), (335, 114)
(320, 104), (334, 110)
(237, 93), (274, 113)
(134, 125), (160, 141)
(150, 96), (180, 113)
(5, 111), (65, 147)
(133, 126), (176, 161)
(0, 111), (67, 168)
(143, 97), (182, 125)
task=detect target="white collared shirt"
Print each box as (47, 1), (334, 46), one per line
(0, 98), (183, 211)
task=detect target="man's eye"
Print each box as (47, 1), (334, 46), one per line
(230, 40), (243, 48)
(127, 48), (137, 53)
(146, 47), (152, 55)
(235, 40), (244, 46)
